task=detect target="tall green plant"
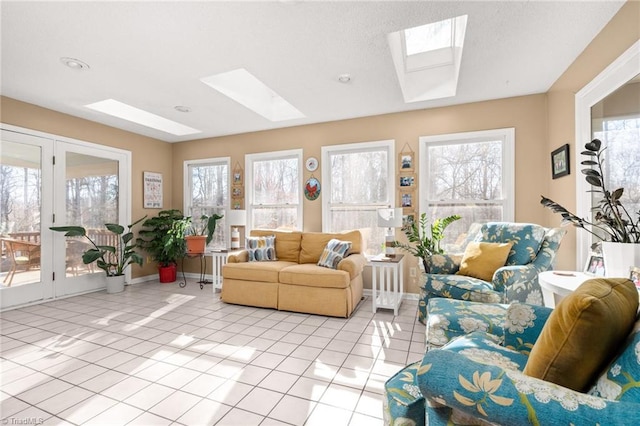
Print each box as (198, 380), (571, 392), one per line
(137, 209), (190, 266)
(394, 213), (461, 271)
(50, 217), (146, 276)
(541, 139), (640, 243)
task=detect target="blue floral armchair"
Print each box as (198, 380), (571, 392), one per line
(417, 223), (566, 324)
(384, 280), (640, 425)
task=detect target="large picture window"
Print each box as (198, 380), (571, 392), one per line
(419, 129), (514, 248)
(246, 149), (302, 230)
(322, 140), (394, 255)
(184, 158), (229, 248)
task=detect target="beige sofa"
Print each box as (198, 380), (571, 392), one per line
(221, 229), (367, 317)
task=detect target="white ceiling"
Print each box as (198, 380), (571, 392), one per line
(1, 1), (626, 143)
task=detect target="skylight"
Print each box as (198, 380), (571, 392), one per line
(85, 99), (201, 136)
(387, 15), (468, 103)
(200, 69), (305, 122)
(404, 19), (453, 56)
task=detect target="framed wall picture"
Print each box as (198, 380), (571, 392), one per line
(399, 152), (414, 172)
(143, 171), (163, 209)
(401, 191), (413, 208)
(232, 185), (243, 198)
(399, 174), (416, 188)
(402, 212), (415, 230)
(551, 143), (570, 179)
(584, 254), (606, 276)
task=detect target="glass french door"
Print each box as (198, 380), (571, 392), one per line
(0, 129), (53, 309)
(1, 125), (130, 309)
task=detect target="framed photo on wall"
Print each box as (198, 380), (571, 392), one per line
(551, 143), (570, 179)
(399, 152), (414, 172)
(399, 174), (416, 188)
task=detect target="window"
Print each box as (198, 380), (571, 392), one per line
(246, 149), (302, 230)
(419, 129), (515, 248)
(591, 115), (640, 238)
(322, 140), (395, 255)
(184, 158), (229, 248)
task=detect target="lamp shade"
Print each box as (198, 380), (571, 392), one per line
(377, 208), (403, 228)
(227, 209), (246, 226)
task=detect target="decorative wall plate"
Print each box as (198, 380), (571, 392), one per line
(305, 156), (319, 172)
(304, 176), (321, 201)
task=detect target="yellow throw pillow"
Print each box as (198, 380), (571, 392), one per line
(523, 278), (639, 392)
(456, 241), (513, 282)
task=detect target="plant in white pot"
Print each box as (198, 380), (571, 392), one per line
(541, 138), (640, 276)
(50, 217), (146, 293)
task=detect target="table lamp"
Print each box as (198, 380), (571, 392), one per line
(227, 209), (246, 249)
(377, 207), (403, 257)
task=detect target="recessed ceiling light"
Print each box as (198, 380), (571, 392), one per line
(174, 105), (191, 113)
(338, 74), (351, 83)
(86, 99), (201, 136)
(201, 69), (305, 122)
(60, 57), (90, 70)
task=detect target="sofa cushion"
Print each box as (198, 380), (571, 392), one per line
(523, 278), (639, 392)
(279, 264), (350, 289)
(317, 239), (352, 269)
(246, 235), (277, 261)
(299, 230), (362, 264)
(456, 241), (513, 282)
(250, 230), (302, 263)
(222, 261), (296, 283)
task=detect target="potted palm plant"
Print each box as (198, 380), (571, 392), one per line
(185, 213), (224, 254)
(136, 209), (190, 283)
(394, 213), (461, 272)
(50, 217), (146, 293)
(541, 138), (640, 276)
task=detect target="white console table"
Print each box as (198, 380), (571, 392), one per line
(369, 254), (405, 315)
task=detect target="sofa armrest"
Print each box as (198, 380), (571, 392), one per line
(338, 253), (367, 280)
(492, 264), (539, 293)
(418, 350), (632, 424)
(228, 250), (249, 263)
(503, 303), (552, 355)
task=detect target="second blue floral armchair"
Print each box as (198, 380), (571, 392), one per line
(417, 222), (566, 323)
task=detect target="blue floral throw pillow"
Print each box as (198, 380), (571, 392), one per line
(246, 235), (277, 262)
(317, 239), (352, 269)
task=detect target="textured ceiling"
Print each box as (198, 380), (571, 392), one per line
(0, 1), (626, 143)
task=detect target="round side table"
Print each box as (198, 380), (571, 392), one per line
(538, 270), (590, 308)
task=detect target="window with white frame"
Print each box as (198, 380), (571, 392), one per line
(321, 140), (395, 255)
(184, 158), (229, 249)
(419, 128), (514, 248)
(246, 149), (302, 230)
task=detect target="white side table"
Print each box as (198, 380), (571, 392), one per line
(538, 270), (590, 308)
(208, 249), (242, 293)
(370, 254), (405, 315)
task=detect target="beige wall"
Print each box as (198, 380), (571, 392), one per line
(0, 96), (173, 278)
(173, 94), (549, 293)
(545, 0), (640, 270)
(2, 0), (637, 289)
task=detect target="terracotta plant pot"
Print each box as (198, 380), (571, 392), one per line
(158, 263), (177, 283)
(185, 235), (206, 254)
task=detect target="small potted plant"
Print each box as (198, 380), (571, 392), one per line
(394, 213), (461, 272)
(185, 213), (224, 254)
(50, 217), (146, 293)
(136, 209), (190, 283)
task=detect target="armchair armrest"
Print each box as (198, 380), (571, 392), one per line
(493, 264), (539, 293)
(339, 253), (367, 280)
(228, 250), (249, 263)
(426, 253), (463, 274)
(419, 350), (634, 424)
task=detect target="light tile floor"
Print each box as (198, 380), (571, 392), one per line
(1, 281), (425, 425)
